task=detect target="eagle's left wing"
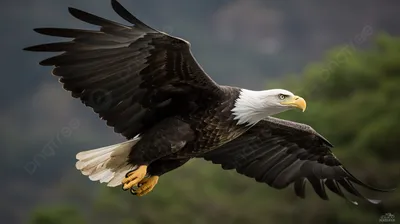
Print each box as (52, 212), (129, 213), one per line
(202, 117), (391, 204)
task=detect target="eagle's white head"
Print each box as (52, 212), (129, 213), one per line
(232, 89), (306, 125)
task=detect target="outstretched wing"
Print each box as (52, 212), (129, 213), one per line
(24, 0), (223, 139)
(202, 117), (390, 204)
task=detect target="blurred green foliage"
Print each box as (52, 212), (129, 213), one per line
(29, 34), (399, 224)
(30, 206), (85, 224)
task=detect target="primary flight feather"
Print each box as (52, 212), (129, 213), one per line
(25, 0), (390, 202)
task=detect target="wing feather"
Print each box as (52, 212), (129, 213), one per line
(24, 0), (222, 139)
(202, 117), (392, 204)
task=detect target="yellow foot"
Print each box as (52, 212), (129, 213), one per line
(134, 176), (159, 197)
(122, 165), (147, 190)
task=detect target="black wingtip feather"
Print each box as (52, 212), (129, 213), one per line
(23, 46), (34, 51)
(338, 179), (382, 205)
(23, 42), (74, 52)
(68, 7), (119, 27)
(39, 59), (56, 66)
(308, 177), (329, 200)
(326, 179), (359, 205)
(294, 178), (306, 198)
(33, 28), (44, 34)
(68, 7), (80, 16)
(343, 167), (396, 193)
(111, 0), (154, 30)
(32, 27), (69, 37)
(111, 0), (135, 24)
(68, 7), (88, 24)
(33, 28), (94, 38)
(68, 7), (92, 23)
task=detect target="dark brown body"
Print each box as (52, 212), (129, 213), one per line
(128, 86), (250, 176)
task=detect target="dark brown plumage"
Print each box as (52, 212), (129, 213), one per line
(203, 117), (387, 204)
(24, 0), (391, 202)
(25, 0), (224, 140)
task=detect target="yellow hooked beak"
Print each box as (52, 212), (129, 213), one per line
(280, 95), (307, 112)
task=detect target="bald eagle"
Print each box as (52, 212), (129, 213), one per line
(25, 0), (389, 203)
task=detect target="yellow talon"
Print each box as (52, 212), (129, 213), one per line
(122, 165), (147, 190)
(135, 176), (159, 196)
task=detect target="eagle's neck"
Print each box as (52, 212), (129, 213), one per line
(231, 89), (281, 126)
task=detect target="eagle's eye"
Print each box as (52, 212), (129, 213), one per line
(278, 94), (287, 100)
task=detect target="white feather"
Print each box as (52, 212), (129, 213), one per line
(232, 89), (295, 125)
(75, 136), (141, 187)
(107, 166), (135, 187)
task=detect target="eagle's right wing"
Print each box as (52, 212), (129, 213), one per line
(24, 0), (223, 139)
(203, 117), (392, 204)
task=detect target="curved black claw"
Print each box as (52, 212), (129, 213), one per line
(125, 170), (134, 178)
(122, 170), (137, 191)
(130, 188), (137, 195)
(128, 183), (143, 195)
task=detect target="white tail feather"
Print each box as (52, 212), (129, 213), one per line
(76, 136), (141, 187)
